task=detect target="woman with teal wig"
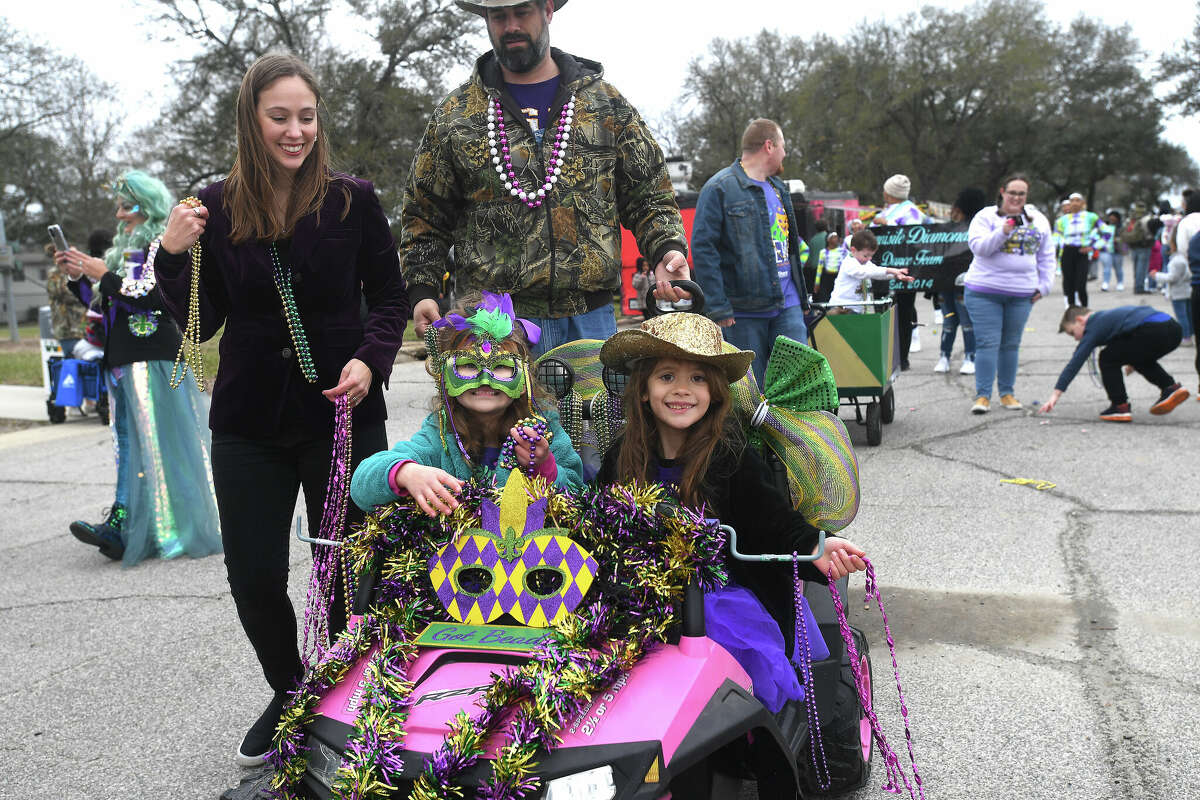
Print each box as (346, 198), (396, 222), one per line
(55, 169), (222, 566)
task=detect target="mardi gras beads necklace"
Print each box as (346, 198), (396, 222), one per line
(270, 243), (318, 383)
(498, 416), (551, 477)
(489, 94), (575, 209)
(301, 394), (354, 666)
(169, 196), (207, 390)
(794, 553), (831, 791)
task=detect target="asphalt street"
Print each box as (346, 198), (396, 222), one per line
(1, 285), (1197, 799)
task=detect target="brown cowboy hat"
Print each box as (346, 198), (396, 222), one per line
(600, 313), (755, 385)
(456, 0), (567, 14)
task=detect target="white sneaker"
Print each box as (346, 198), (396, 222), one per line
(1101, 282), (1109, 291)
(959, 358), (976, 375)
(934, 355), (950, 373)
(909, 329), (922, 353)
(1116, 282), (1125, 291)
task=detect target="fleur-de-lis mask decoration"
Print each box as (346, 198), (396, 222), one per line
(428, 472), (598, 627)
(433, 291), (541, 400)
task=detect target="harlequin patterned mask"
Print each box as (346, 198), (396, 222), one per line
(428, 472), (598, 628)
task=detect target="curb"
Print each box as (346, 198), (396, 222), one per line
(0, 420), (106, 450)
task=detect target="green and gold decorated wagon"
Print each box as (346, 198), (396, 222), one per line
(807, 299), (900, 446)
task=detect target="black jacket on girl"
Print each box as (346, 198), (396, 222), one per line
(597, 436), (827, 656)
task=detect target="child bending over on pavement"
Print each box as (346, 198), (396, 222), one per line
(827, 229), (914, 312)
(1038, 305), (1190, 422)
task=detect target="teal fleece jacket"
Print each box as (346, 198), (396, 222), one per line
(350, 408), (584, 510)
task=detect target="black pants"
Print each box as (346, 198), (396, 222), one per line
(212, 422), (387, 692)
(894, 290), (917, 364)
(1061, 245), (1089, 307)
(1097, 320), (1181, 404)
(1192, 285), (1200, 382)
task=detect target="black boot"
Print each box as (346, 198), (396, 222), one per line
(69, 503), (127, 561)
(235, 691), (289, 767)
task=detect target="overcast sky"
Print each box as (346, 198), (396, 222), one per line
(10, 0), (1199, 177)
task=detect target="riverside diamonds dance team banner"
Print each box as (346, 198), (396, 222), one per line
(871, 223), (971, 293)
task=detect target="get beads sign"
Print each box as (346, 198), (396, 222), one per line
(871, 223), (971, 292)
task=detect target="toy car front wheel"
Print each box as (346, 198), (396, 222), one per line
(797, 627), (873, 795)
(97, 395), (110, 426)
(46, 400), (66, 424)
(880, 387), (895, 424)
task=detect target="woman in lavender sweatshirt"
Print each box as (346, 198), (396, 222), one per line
(962, 174), (1056, 414)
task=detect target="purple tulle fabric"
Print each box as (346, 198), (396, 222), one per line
(705, 584), (829, 713)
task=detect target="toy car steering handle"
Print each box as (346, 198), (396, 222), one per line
(723, 524), (825, 562)
(642, 279), (705, 318)
(295, 515), (343, 547)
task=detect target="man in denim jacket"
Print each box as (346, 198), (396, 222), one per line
(692, 118), (810, 386)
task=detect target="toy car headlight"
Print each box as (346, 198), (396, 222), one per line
(543, 765), (616, 800)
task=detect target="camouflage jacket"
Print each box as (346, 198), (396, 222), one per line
(400, 49), (686, 319)
(46, 268), (87, 341)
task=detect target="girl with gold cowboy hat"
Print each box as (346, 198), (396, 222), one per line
(596, 312), (867, 713)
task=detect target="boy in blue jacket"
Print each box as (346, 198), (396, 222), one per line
(1038, 306), (1189, 421)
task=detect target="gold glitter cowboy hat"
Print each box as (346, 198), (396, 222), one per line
(600, 313), (755, 384)
(456, 0), (568, 14)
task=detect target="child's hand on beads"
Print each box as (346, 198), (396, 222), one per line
(813, 537), (867, 581)
(510, 425), (549, 468)
(396, 463), (462, 517)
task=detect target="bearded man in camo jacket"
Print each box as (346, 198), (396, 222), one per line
(401, 0), (691, 356)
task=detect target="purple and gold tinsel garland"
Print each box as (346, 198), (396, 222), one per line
(269, 478), (727, 800)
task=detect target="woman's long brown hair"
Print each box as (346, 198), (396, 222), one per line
(224, 52), (347, 244)
(616, 358), (742, 508)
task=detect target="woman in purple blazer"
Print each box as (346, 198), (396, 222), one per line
(154, 53), (409, 766)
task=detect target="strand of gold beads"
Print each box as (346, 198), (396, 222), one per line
(169, 196), (207, 391)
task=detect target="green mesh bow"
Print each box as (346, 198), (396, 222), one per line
(748, 336), (860, 532)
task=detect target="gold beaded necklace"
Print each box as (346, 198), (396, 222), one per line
(169, 196), (207, 391)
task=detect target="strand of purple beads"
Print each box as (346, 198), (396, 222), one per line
(488, 94), (575, 209)
(794, 554), (832, 790)
(829, 557), (925, 799)
(301, 395), (354, 666)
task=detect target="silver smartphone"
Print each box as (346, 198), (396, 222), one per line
(47, 224), (69, 252)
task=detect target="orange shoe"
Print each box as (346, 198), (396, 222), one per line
(999, 394), (1023, 411)
(1150, 384), (1189, 415)
(1099, 402), (1132, 422)
(971, 397), (990, 414)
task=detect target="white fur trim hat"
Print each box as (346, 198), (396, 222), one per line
(456, 0), (567, 13)
(883, 174), (911, 200)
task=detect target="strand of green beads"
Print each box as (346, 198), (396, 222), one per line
(270, 244), (319, 383)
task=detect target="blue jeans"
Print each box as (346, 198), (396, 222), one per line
(1100, 252), (1124, 285)
(1131, 248), (1151, 292)
(528, 304), (618, 358)
(963, 289), (1033, 399)
(58, 338), (81, 359)
(106, 368), (131, 507)
(939, 291), (975, 359)
(1172, 298), (1193, 339)
(723, 305), (808, 387)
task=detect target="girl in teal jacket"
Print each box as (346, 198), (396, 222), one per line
(351, 292), (583, 514)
